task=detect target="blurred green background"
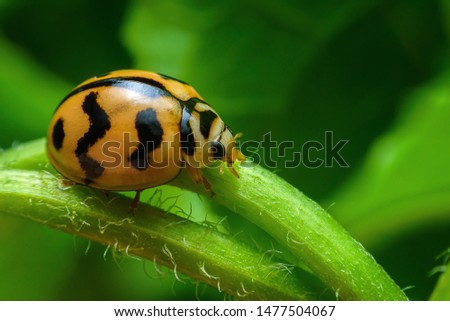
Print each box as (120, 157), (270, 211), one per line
(0, 0), (449, 300)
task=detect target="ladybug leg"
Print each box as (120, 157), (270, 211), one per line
(227, 162), (240, 178)
(130, 190), (142, 212)
(57, 178), (76, 190)
(185, 165), (214, 196)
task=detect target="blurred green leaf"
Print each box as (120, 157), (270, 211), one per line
(441, 0), (450, 39)
(0, 0), (131, 82)
(122, 0), (377, 117)
(429, 248), (450, 300)
(329, 68), (450, 247)
(0, 215), (76, 300)
(430, 267), (450, 300)
(0, 33), (70, 147)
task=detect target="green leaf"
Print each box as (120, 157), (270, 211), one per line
(430, 261), (450, 300)
(429, 248), (450, 300)
(329, 68), (450, 248)
(0, 215), (76, 300)
(122, 0), (377, 117)
(0, 33), (70, 147)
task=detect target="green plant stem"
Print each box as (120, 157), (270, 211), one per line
(171, 165), (408, 300)
(0, 139), (407, 300)
(0, 167), (325, 300)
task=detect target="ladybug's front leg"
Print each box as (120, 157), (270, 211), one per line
(185, 164), (214, 196)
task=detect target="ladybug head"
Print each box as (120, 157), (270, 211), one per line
(208, 125), (245, 176)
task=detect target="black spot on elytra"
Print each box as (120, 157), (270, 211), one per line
(52, 118), (65, 150)
(129, 108), (163, 170)
(198, 110), (218, 139)
(75, 92), (111, 182)
(180, 107), (196, 156)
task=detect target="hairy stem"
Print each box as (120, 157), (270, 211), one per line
(1, 138), (407, 300)
(171, 164), (408, 300)
(0, 139), (325, 300)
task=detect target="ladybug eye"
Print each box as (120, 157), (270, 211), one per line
(210, 141), (225, 160)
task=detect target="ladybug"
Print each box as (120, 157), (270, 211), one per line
(46, 70), (245, 207)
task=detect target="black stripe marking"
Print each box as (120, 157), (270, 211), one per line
(198, 110), (218, 139)
(180, 106), (196, 156)
(183, 97), (217, 139)
(75, 92), (111, 183)
(52, 118), (65, 150)
(184, 97), (206, 111)
(129, 108), (163, 170)
(56, 77), (171, 110)
(210, 141), (225, 159)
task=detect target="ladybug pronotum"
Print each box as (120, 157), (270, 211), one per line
(46, 70), (245, 207)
